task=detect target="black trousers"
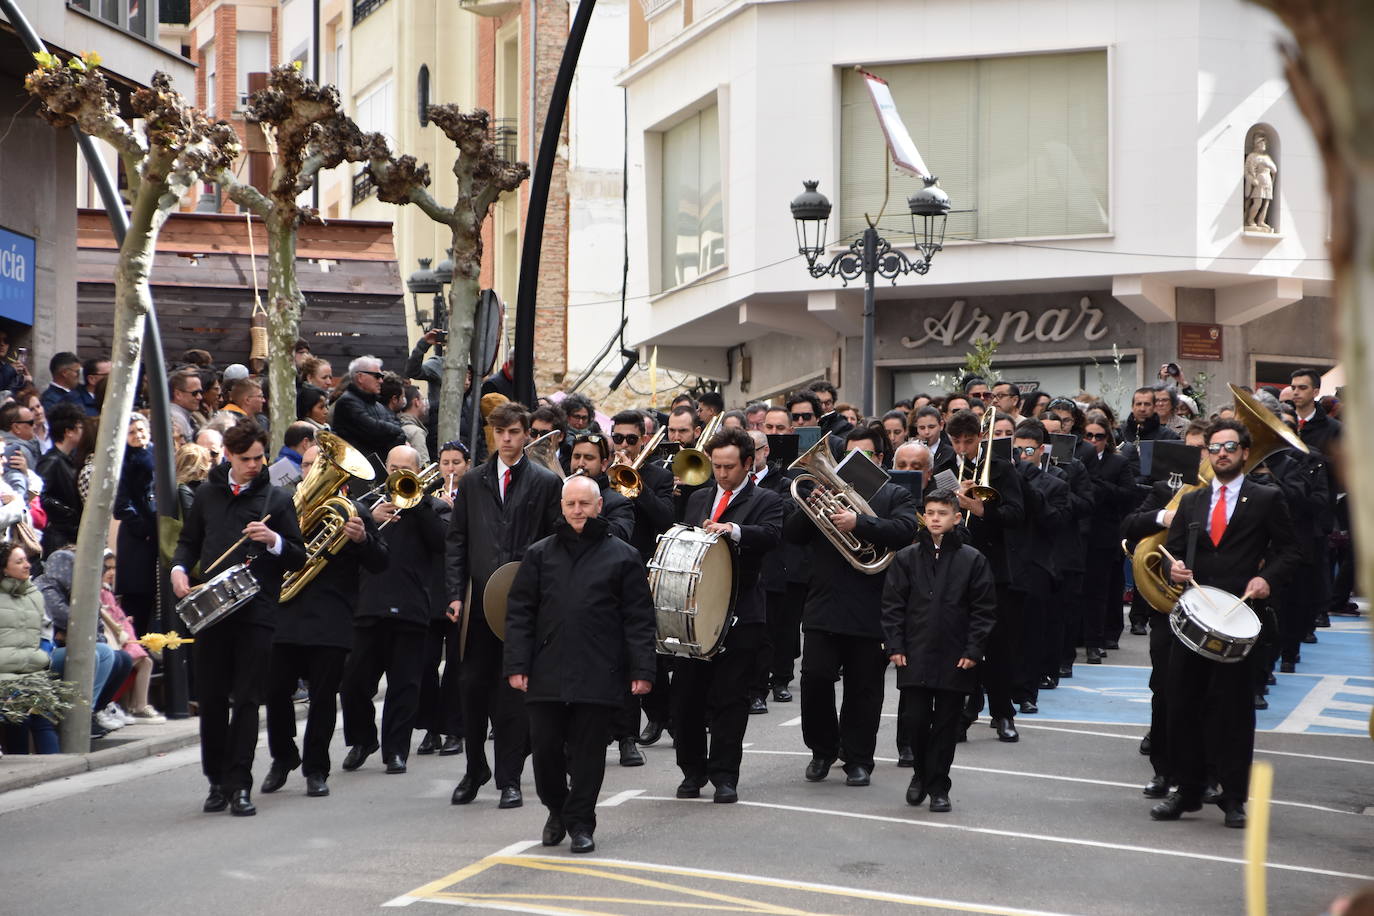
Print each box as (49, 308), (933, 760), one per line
(1014, 568), (1052, 703)
(1147, 613), (1173, 779)
(528, 702), (614, 834)
(799, 629), (887, 770)
(266, 643), (348, 777)
(459, 615), (530, 788)
(1051, 572), (1082, 674)
(340, 619), (427, 762)
(610, 691), (640, 741)
(749, 588), (791, 700)
(417, 617), (464, 737)
(768, 583), (806, 688)
(1329, 533), (1354, 612)
(194, 617), (272, 791)
(966, 585), (1021, 721)
(1082, 544), (1123, 649)
(671, 621), (764, 787)
(640, 656), (673, 726)
(1164, 637), (1255, 804)
(899, 686), (964, 795)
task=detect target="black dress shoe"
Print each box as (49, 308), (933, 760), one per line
(955, 727), (967, 744)
(804, 755), (836, 782)
(676, 776), (705, 799)
(638, 721), (665, 746)
(771, 686), (793, 703)
(1315, 612), (1331, 628)
(905, 775), (926, 806)
(1302, 632), (1318, 644)
(306, 773), (329, 797)
(203, 784), (228, 813)
(1103, 640), (1120, 650)
(1331, 603), (1360, 616)
(450, 768), (491, 805)
(1150, 793), (1202, 820)
(928, 794), (952, 813)
(1254, 693), (1269, 710)
(1038, 675), (1057, 690)
(541, 813), (566, 846)
(1139, 733), (1152, 756)
(417, 732), (440, 755)
(1018, 701), (1038, 715)
(499, 786), (523, 809)
(229, 789), (256, 817)
(1279, 661), (1295, 674)
(1058, 665), (1073, 679)
(713, 783), (738, 804)
(261, 761), (294, 794)
(1201, 784), (1223, 805)
(995, 718), (1019, 742)
(618, 738), (645, 767)
(1086, 648), (1103, 664)
(1143, 774), (1168, 798)
(439, 736), (464, 756)
(842, 764), (871, 787)
(385, 754), (408, 774)
(341, 742), (378, 772)
(748, 697), (768, 715)
(1130, 623), (1148, 636)
(1266, 671), (1277, 685)
(896, 746), (914, 768)
(1223, 802), (1247, 828)
(570, 831), (596, 853)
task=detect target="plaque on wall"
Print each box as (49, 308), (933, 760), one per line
(1177, 323), (1223, 361)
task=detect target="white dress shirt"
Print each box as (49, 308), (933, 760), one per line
(1207, 473), (1244, 535)
(708, 481), (744, 542)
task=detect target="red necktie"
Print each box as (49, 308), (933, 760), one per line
(712, 489), (733, 522)
(502, 467), (512, 501)
(1210, 485), (1228, 547)
(1299, 418), (1306, 430)
(231, 483), (242, 496)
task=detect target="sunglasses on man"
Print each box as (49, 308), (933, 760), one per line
(610, 432), (640, 445)
(790, 412), (814, 422)
(1207, 441), (1242, 454)
(1084, 432), (1109, 441)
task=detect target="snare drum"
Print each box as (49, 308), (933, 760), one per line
(175, 564), (261, 634)
(648, 524), (738, 659)
(1169, 585), (1261, 663)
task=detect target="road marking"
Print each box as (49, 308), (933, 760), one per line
(397, 849), (1084, 915)
(1274, 675), (1374, 734)
(740, 748), (1365, 816)
(383, 841), (541, 907)
(631, 796), (1374, 883)
(1013, 723), (1374, 765)
(597, 789), (643, 808)
(778, 716), (802, 727)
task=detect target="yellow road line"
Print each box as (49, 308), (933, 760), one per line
(437, 892), (819, 912)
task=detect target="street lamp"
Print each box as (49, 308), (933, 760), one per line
(790, 176), (951, 417)
(406, 256), (447, 355)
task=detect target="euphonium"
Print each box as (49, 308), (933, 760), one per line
(280, 430), (376, 602)
(523, 430), (566, 479)
(788, 437), (893, 574)
(608, 426), (665, 498)
(1129, 383), (1308, 613)
(672, 414), (722, 488)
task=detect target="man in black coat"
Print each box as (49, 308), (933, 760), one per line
(608, 410), (676, 745)
(1290, 368), (1341, 631)
(1119, 386), (1181, 485)
(746, 429), (793, 714)
(672, 426), (783, 803)
(1037, 414), (1094, 686)
(171, 420), (307, 817)
(339, 444), (448, 776)
(1153, 419), (1297, 828)
(785, 425), (918, 787)
(330, 356), (405, 478)
(417, 442), (470, 757)
(504, 475), (657, 854)
(882, 489), (997, 813)
(263, 443), (388, 798)
(446, 402), (563, 809)
(760, 409), (808, 707)
(37, 403), (86, 556)
(946, 409), (1025, 742)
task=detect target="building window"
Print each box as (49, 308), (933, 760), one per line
(659, 104), (723, 292)
(355, 79), (394, 139)
(203, 44), (216, 116)
(840, 50), (1109, 243)
(237, 31), (271, 108)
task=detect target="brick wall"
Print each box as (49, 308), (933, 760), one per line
(530, 0), (570, 394)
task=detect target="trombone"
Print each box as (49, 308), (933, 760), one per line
(608, 426), (665, 498)
(957, 409), (1001, 524)
(376, 462), (442, 529)
(671, 414), (722, 488)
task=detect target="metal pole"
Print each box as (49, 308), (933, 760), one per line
(861, 226), (878, 418)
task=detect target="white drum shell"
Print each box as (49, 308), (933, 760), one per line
(649, 524), (736, 659)
(1169, 585), (1260, 663)
(175, 564), (261, 634)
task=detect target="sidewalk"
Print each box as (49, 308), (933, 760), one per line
(0, 717), (203, 794)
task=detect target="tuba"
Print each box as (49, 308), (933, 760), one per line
(1130, 383), (1308, 613)
(523, 430), (566, 479)
(608, 426), (665, 498)
(280, 431), (376, 602)
(788, 437), (893, 574)
(671, 414), (722, 488)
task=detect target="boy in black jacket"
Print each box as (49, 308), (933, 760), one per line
(881, 489), (997, 813)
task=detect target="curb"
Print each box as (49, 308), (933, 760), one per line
(0, 723), (203, 794)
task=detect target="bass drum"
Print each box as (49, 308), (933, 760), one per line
(175, 564), (260, 634)
(1170, 585), (1261, 663)
(648, 524), (738, 659)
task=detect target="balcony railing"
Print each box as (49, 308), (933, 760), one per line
(490, 118), (519, 163)
(352, 169), (377, 207)
(353, 0), (389, 26)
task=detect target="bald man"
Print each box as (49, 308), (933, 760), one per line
(339, 445), (448, 775)
(505, 474), (656, 854)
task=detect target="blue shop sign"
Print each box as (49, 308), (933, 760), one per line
(0, 226), (35, 326)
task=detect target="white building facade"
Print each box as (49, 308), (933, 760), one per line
(619, 0), (1334, 412)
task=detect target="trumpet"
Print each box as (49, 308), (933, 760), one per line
(788, 437), (892, 574)
(672, 414), (722, 488)
(957, 409), (1000, 524)
(608, 426), (665, 498)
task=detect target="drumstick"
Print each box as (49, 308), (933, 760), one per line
(204, 513), (272, 577)
(1157, 545), (1221, 613)
(1221, 588), (1257, 619)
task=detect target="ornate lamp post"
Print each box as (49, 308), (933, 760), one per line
(406, 256), (446, 354)
(790, 177), (951, 417)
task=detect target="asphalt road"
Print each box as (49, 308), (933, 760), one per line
(3, 621), (1372, 916)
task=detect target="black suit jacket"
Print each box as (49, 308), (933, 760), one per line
(1165, 476), (1297, 597)
(1084, 451), (1136, 543)
(627, 460), (676, 561)
(277, 499), (389, 648)
(961, 455), (1025, 586)
(684, 480), (783, 626)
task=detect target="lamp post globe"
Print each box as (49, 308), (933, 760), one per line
(790, 179), (832, 266)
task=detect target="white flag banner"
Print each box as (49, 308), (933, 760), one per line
(859, 68), (930, 179)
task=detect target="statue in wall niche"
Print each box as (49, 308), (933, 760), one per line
(1244, 133), (1278, 232)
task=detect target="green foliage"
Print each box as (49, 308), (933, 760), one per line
(0, 672), (78, 725)
(925, 336), (1002, 391)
